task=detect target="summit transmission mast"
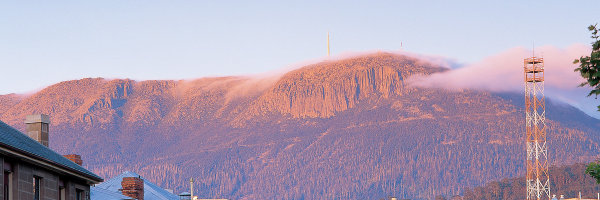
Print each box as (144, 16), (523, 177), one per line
(524, 56), (550, 200)
(327, 32), (331, 57)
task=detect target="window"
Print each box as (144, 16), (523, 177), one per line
(59, 187), (65, 200)
(3, 171), (10, 200)
(33, 176), (41, 200)
(58, 179), (65, 200)
(76, 189), (83, 200)
(3, 162), (12, 200)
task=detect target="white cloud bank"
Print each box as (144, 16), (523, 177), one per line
(407, 44), (599, 119)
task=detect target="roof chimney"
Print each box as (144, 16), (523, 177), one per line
(121, 177), (144, 200)
(63, 154), (83, 165)
(25, 114), (50, 147)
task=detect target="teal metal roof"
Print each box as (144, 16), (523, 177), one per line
(0, 120), (103, 182)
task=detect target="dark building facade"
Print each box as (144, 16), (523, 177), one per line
(0, 115), (103, 200)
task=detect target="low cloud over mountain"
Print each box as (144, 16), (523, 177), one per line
(1, 52), (599, 199)
(408, 44), (598, 118)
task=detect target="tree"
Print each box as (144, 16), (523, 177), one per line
(579, 24), (600, 183)
(574, 24), (600, 111)
(586, 162), (600, 184)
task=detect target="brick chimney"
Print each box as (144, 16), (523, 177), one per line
(63, 154), (83, 165)
(24, 114), (50, 147)
(121, 177), (144, 200)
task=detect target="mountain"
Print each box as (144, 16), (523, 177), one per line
(1, 53), (600, 199)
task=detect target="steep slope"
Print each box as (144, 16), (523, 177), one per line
(1, 53), (599, 199)
(0, 93), (22, 115)
(248, 55), (445, 118)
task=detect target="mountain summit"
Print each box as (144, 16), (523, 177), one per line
(1, 52), (599, 199)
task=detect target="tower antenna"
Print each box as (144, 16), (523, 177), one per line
(327, 32), (331, 57)
(533, 41), (535, 57)
(190, 177), (194, 199)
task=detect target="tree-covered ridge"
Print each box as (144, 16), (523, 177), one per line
(460, 163), (600, 199)
(1, 53), (600, 199)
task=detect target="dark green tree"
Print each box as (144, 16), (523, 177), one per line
(586, 162), (600, 184)
(574, 24), (600, 110)
(579, 24), (600, 183)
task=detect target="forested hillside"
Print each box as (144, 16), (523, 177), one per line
(1, 53), (599, 199)
(459, 163), (600, 199)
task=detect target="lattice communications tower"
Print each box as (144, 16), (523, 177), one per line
(524, 56), (550, 200)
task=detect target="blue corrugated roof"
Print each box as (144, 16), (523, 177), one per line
(0, 120), (103, 182)
(91, 186), (132, 200)
(96, 171), (179, 200)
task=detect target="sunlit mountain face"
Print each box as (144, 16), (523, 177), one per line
(1, 53), (599, 199)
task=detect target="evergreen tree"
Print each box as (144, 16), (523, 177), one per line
(574, 24), (600, 110)
(576, 23), (600, 183)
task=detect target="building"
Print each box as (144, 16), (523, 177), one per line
(93, 171), (179, 200)
(553, 193), (600, 200)
(0, 115), (103, 200)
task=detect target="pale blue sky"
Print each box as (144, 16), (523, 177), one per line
(0, 1), (598, 95)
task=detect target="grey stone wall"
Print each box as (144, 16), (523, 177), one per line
(0, 154), (91, 200)
(0, 156), (4, 200)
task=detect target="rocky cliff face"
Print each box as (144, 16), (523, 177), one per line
(251, 54), (445, 118)
(1, 52), (599, 200)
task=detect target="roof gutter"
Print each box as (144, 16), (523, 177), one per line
(0, 144), (103, 184)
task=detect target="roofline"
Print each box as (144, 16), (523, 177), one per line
(0, 143), (103, 184)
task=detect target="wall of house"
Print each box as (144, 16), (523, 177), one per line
(0, 154), (91, 200)
(1, 156), (4, 200)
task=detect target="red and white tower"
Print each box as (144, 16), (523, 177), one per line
(524, 57), (550, 200)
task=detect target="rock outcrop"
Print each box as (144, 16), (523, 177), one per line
(252, 53), (446, 118)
